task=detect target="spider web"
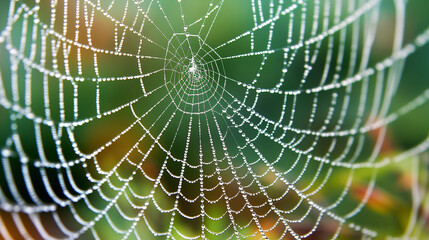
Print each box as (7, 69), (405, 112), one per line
(0, 0), (429, 239)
